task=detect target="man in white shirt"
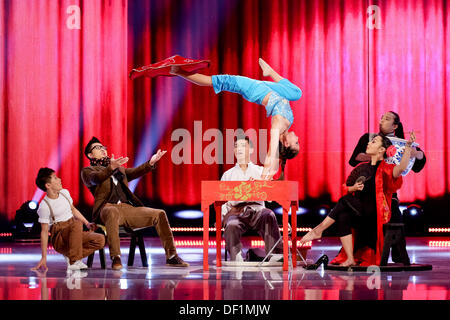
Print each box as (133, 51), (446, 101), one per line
(221, 136), (283, 261)
(32, 167), (105, 271)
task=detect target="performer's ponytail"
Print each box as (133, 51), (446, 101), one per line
(279, 158), (287, 181)
(389, 111), (405, 139)
(277, 142), (299, 180)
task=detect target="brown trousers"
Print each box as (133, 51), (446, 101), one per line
(224, 206), (283, 260)
(100, 203), (177, 259)
(50, 218), (105, 264)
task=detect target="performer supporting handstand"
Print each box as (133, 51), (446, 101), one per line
(221, 135), (283, 261)
(132, 57), (302, 180)
(299, 133), (415, 267)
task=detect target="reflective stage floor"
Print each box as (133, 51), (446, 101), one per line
(0, 236), (449, 300)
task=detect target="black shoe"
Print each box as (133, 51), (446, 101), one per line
(246, 248), (265, 262)
(111, 256), (123, 270)
(304, 254), (328, 270)
(166, 255), (189, 267)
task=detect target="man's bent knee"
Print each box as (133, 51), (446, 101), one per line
(101, 205), (120, 222)
(260, 209), (277, 221)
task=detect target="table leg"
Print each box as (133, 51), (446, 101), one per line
(202, 204), (209, 271)
(214, 203), (222, 267)
(291, 203), (298, 268)
(283, 206), (289, 271)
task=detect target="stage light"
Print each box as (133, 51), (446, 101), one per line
(128, 0), (238, 193)
(274, 207), (308, 215)
(0, 248), (12, 254)
(28, 201), (38, 210)
(250, 240), (312, 248)
(0, 233), (12, 238)
(174, 240), (226, 247)
(173, 210), (203, 220)
(428, 228), (450, 233)
(428, 241), (450, 247)
(13, 200), (40, 239)
(407, 204), (422, 217)
(318, 205), (330, 216)
(403, 204), (425, 236)
(169, 227), (311, 232)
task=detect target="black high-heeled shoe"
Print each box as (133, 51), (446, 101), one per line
(304, 254), (329, 270)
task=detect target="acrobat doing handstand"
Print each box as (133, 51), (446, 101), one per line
(130, 55), (302, 180)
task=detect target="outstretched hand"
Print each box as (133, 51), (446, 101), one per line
(110, 154), (129, 170)
(393, 130), (417, 178)
(406, 130), (416, 147)
(149, 149), (167, 166)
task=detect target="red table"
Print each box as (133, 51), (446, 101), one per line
(201, 181), (299, 271)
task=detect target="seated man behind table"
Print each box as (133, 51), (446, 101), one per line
(81, 137), (188, 270)
(32, 167), (105, 272)
(221, 135), (283, 261)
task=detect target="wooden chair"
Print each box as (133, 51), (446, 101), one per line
(87, 225), (149, 268)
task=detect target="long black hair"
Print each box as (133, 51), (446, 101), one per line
(389, 111), (405, 139)
(277, 142), (299, 180)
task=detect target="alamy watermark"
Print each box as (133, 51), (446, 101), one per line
(366, 265), (381, 289)
(170, 121), (273, 165)
(367, 5), (382, 30)
(66, 5), (81, 30)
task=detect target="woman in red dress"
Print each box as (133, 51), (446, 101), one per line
(300, 133), (416, 267)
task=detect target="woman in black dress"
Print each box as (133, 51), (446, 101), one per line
(300, 133), (415, 267)
(349, 111), (426, 263)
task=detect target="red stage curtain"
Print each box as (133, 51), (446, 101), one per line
(1, 0), (449, 222)
(368, 0), (450, 201)
(0, 0), (128, 220)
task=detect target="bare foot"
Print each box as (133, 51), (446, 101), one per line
(259, 58), (273, 77)
(339, 258), (356, 267)
(299, 228), (322, 245)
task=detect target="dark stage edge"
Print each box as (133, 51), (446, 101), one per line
(325, 263), (433, 272)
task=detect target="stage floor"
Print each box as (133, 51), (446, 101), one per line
(0, 236), (449, 300)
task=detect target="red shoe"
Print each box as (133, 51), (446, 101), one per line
(129, 55), (210, 80)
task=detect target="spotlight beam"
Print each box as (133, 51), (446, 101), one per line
(129, 0), (238, 192)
